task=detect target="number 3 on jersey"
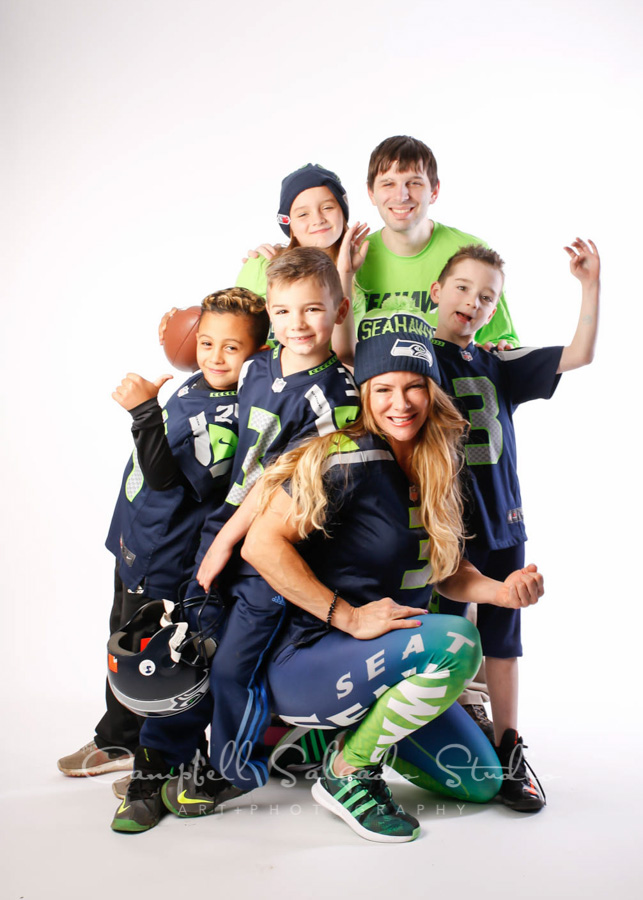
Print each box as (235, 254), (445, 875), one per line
(452, 376), (503, 465)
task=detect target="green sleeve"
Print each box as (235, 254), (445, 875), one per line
(235, 256), (268, 298)
(474, 288), (519, 347)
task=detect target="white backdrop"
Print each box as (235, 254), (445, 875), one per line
(2, 0), (641, 818)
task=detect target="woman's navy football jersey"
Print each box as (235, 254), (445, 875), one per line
(191, 346), (361, 569)
(106, 372), (239, 599)
(283, 431), (433, 648)
(432, 339), (563, 550)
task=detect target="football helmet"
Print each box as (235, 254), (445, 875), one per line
(107, 594), (224, 717)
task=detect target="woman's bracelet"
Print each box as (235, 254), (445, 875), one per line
(326, 589), (339, 630)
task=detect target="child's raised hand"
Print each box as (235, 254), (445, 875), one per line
(337, 222), (370, 277)
(565, 238), (600, 285)
(112, 373), (174, 411)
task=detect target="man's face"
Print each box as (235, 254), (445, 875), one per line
(368, 162), (440, 234)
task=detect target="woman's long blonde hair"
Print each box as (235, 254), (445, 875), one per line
(258, 376), (468, 583)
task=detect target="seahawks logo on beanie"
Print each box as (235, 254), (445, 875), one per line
(390, 339), (434, 367)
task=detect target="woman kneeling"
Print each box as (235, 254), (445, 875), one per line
(244, 329), (543, 843)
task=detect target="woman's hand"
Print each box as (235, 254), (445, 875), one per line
(346, 597), (427, 640)
(493, 564), (544, 608)
(112, 373), (173, 411)
(158, 308), (178, 345)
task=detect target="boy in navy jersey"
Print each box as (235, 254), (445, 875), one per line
(113, 248), (361, 832)
(430, 239), (600, 811)
(59, 288), (269, 790)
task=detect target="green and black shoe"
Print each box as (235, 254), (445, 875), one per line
(162, 759), (246, 818)
(312, 751), (420, 843)
(111, 746), (174, 834)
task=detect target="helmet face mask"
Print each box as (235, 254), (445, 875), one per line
(107, 598), (222, 717)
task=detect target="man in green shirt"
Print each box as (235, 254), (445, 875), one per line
(353, 136), (518, 348)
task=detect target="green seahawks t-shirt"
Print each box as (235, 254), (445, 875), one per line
(353, 223), (518, 346)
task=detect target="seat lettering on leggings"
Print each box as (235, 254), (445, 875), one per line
(402, 634), (424, 659)
(336, 673), (353, 699)
(446, 631), (477, 654)
(335, 632), (428, 700)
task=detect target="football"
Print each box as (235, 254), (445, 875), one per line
(163, 307), (201, 372)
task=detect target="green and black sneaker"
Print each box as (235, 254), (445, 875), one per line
(269, 726), (341, 775)
(111, 746), (174, 834)
(312, 751), (420, 843)
(162, 759), (246, 818)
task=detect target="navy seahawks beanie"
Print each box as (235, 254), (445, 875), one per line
(354, 330), (441, 386)
(277, 164), (349, 236)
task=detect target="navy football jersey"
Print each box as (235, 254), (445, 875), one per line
(432, 339), (563, 550)
(106, 372), (239, 599)
(191, 346), (361, 571)
(284, 431), (433, 647)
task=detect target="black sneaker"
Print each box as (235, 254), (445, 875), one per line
(461, 704), (495, 742)
(111, 747), (174, 833)
(161, 759), (246, 817)
(312, 750), (420, 843)
(496, 729), (546, 812)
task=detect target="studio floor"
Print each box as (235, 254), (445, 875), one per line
(4, 697), (641, 900)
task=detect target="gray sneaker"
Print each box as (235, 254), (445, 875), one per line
(57, 740), (134, 777)
(112, 774), (132, 799)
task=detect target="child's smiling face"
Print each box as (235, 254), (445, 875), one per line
(267, 277), (347, 370)
(196, 311), (262, 390)
(288, 186), (345, 250)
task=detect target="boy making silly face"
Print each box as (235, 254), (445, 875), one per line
(431, 253), (504, 348)
(266, 248), (349, 375)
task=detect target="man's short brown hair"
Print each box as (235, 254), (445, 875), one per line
(266, 247), (343, 306)
(367, 135), (439, 189)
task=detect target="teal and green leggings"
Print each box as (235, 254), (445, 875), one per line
(268, 614), (501, 803)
